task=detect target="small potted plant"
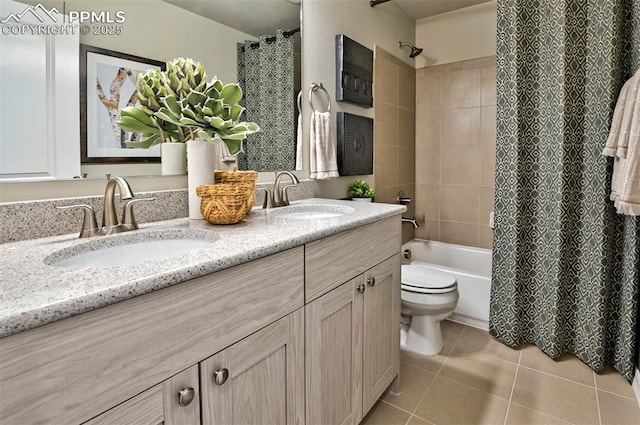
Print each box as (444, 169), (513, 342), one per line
(347, 180), (375, 202)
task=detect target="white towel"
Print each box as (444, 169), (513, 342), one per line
(309, 110), (339, 180)
(603, 69), (640, 216)
(295, 112), (303, 171)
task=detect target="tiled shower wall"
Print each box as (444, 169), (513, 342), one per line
(414, 56), (496, 249)
(374, 46), (416, 244)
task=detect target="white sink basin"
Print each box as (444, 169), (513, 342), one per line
(270, 204), (355, 220)
(45, 229), (219, 268)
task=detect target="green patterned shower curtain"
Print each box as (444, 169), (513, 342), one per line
(490, 0), (640, 380)
(237, 29), (296, 171)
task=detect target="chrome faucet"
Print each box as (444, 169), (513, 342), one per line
(56, 175), (155, 238)
(263, 171), (300, 209)
(402, 217), (419, 228)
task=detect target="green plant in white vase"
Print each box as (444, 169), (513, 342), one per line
(117, 58), (259, 155)
(347, 180), (375, 201)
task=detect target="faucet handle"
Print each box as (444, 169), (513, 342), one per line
(121, 198), (155, 230)
(259, 188), (274, 209)
(55, 204), (100, 238)
(281, 185), (297, 207)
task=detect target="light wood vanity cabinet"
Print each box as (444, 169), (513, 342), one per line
(0, 215), (401, 425)
(305, 216), (401, 425)
(83, 366), (201, 425)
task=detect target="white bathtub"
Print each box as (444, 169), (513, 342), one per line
(402, 239), (492, 330)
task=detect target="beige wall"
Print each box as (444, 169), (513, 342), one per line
(415, 1), (497, 67)
(302, 0), (415, 199)
(374, 47), (415, 243)
(414, 56), (496, 249)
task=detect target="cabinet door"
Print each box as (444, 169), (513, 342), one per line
(201, 309), (304, 425)
(306, 276), (364, 425)
(83, 365), (200, 425)
(362, 255), (400, 414)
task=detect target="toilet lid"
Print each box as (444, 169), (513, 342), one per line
(401, 264), (457, 294)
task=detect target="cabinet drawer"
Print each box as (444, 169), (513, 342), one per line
(0, 247), (304, 425)
(305, 216), (401, 303)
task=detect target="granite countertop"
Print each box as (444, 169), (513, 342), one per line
(0, 198), (405, 338)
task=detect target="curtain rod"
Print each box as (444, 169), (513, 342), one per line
(247, 27), (301, 49)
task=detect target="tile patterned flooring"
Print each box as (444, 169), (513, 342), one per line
(363, 321), (640, 425)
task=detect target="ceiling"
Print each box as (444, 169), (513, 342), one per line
(391, 0), (492, 20)
(163, 0), (491, 38)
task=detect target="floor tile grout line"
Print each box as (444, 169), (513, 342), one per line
(502, 348), (523, 425)
(596, 387), (639, 401)
(517, 364), (599, 389)
(508, 401), (580, 425)
(593, 371), (602, 425)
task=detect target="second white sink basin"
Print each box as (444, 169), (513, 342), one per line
(270, 204), (355, 220)
(45, 229), (219, 268)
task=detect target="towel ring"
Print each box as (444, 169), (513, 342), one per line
(309, 83), (331, 113)
(296, 91), (302, 113)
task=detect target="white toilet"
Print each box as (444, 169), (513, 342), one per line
(400, 263), (459, 356)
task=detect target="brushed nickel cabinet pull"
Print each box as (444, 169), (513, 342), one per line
(214, 368), (229, 385)
(178, 387), (195, 407)
(357, 284), (366, 294)
(367, 277), (376, 287)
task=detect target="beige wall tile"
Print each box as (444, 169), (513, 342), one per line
(440, 221), (479, 246)
(481, 65), (497, 106)
(441, 107), (481, 146)
(480, 105), (497, 145)
(415, 148), (440, 184)
(440, 185), (480, 223)
(399, 147), (415, 185)
(416, 183), (440, 220)
(376, 145), (399, 188)
(415, 219), (439, 241)
(416, 70), (441, 111)
(478, 186), (495, 226)
(511, 367), (599, 425)
(415, 109), (440, 150)
(598, 390), (640, 425)
(380, 59), (399, 106)
(442, 68), (482, 109)
(375, 185), (399, 204)
(441, 147), (481, 185)
(399, 109), (416, 148)
(402, 224), (414, 245)
(478, 226), (494, 249)
(399, 68), (416, 111)
(415, 376), (508, 425)
(377, 103), (399, 146)
(440, 347), (518, 399)
(480, 145), (496, 186)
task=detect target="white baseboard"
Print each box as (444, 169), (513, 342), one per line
(633, 367), (640, 408)
(448, 313), (489, 331)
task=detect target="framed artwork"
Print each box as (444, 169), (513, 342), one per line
(80, 44), (165, 163)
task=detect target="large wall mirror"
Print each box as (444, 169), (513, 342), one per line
(0, 0), (301, 181)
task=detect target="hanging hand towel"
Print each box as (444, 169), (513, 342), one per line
(309, 110), (339, 180)
(603, 69), (640, 216)
(295, 111), (303, 171)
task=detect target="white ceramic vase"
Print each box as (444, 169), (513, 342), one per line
(186, 139), (217, 220)
(161, 143), (187, 175)
(351, 197), (373, 202)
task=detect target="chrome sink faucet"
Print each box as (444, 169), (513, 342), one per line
(262, 171), (300, 209)
(56, 175), (155, 238)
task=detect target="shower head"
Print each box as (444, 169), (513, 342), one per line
(399, 41), (423, 59)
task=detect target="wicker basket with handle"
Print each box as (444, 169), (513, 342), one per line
(195, 183), (253, 224)
(214, 167), (258, 209)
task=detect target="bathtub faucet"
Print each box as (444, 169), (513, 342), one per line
(402, 217), (419, 228)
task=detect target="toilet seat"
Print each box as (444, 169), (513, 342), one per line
(401, 264), (457, 294)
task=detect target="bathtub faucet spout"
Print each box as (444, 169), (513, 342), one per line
(402, 217), (419, 228)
